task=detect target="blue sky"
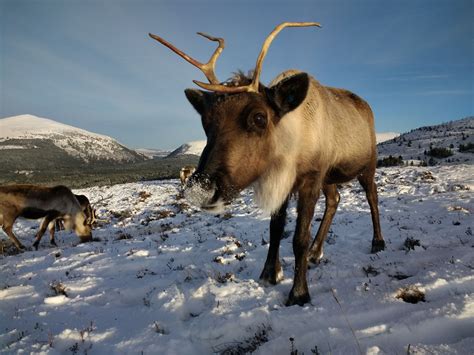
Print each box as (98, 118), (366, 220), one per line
(1, 0), (472, 149)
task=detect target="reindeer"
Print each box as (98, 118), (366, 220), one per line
(180, 166), (196, 185)
(149, 22), (385, 306)
(41, 194), (97, 250)
(0, 184), (93, 251)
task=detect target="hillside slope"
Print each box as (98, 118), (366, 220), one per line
(167, 140), (206, 157)
(377, 117), (473, 165)
(0, 115), (146, 169)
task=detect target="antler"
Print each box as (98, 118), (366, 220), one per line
(194, 21), (321, 93)
(149, 32), (225, 85)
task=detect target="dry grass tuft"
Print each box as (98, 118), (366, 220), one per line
(396, 285), (426, 304)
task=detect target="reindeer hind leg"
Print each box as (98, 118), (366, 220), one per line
(358, 169), (385, 253)
(48, 220), (58, 247)
(33, 218), (49, 250)
(33, 214), (59, 250)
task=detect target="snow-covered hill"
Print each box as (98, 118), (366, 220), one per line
(1, 165), (473, 353)
(0, 115), (145, 164)
(135, 148), (170, 159)
(378, 117), (474, 165)
(376, 132), (399, 144)
(167, 140), (206, 157)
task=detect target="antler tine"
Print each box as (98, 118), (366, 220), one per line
(193, 21), (321, 93)
(149, 31), (225, 84)
(250, 22), (321, 92)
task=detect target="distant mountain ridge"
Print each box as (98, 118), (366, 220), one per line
(0, 115), (146, 170)
(378, 116), (473, 165)
(376, 132), (399, 144)
(167, 140), (206, 157)
(135, 148), (170, 159)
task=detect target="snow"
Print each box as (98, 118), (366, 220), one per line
(1, 165), (473, 354)
(0, 115), (142, 163)
(168, 140), (206, 157)
(0, 145), (30, 150)
(378, 117), (474, 164)
(0, 115), (108, 141)
(135, 148), (170, 159)
(376, 132), (399, 144)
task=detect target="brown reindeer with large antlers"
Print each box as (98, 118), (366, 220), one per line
(149, 22), (385, 306)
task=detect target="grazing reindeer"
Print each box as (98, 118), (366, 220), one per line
(180, 166), (196, 185)
(0, 184), (93, 251)
(150, 22), (385, 306)
(43, 194), (96, 250)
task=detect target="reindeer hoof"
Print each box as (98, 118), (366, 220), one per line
(371, 239), (385, 253)
(286, 291), (311, 307)
(259, 267), (283, 286)
(32, 242), (39, 250)
(79, 235), (93, 243)
(307, 250), (324, 265)
(50, 240), (58, 247)
(15, 244), (26, 252)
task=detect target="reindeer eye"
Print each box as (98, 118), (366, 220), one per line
(252, 112), (267, 130)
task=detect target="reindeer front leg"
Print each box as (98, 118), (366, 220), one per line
(33, 214), (58, 250)
(1, 212), (24, 251)
(2, 224), (25, 251)
(259, 197), (289, 285)
(308, 184), (340, 264)
(287, 178), (321, 306)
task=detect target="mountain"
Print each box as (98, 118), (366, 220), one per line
(376, 132), (399, 143)
(377, 117), (474, 165)
(0, 114), (146, 170)
(135, 148), (170, 159)
(167, 140), (206, 157)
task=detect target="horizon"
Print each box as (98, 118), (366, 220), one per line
(4, 113), (473, 150)
(1, 0), (473, 149)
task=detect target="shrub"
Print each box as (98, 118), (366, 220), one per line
(459, 142), (474, 153)
(377, 155), (403, 167)
(427, 147), (453, 158)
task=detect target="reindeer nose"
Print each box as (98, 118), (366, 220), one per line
(186, 173), (213, 190)
(184, 174), (216, 208)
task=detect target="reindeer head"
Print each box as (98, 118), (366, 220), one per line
(150, 22), (320, 213)
(65, 211), (92, 242)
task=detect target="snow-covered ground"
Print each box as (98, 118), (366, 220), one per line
(1, 165), (473, 354)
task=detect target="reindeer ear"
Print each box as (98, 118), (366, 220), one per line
(265, 73), (309, 117)
(185, 89), (213, 116)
